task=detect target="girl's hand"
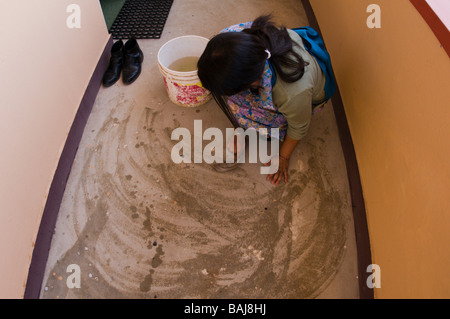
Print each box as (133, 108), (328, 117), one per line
(265, 156), (290, 185)
(226, 133), (245, 157)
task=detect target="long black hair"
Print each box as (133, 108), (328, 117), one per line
(197, 15), (308, 128)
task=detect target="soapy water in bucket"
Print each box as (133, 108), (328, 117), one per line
(158, 35), (211, 107)
(168, 56), (199, 72)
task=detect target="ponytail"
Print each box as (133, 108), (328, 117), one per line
(243, 14), (308, 83)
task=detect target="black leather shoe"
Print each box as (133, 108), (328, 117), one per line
(102, 40), (124, 87)
(122, 38), (144, 85)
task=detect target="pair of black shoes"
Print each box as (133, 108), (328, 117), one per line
(102, 38), (144, 87)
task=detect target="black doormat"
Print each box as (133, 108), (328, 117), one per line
(109, 0), (174, 39)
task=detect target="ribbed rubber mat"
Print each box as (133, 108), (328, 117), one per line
(109, 0), (174, 39)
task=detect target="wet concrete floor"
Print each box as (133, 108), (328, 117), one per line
(40, 0), (359, 299)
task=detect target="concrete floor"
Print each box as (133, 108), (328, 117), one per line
(40, 0), (359, 299)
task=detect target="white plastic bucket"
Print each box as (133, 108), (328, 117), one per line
(157, 35), (211, 107)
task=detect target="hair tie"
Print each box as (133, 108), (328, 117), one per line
(265, 49), (271, 60)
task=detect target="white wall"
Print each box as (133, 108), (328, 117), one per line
(0, 0), (109, 298)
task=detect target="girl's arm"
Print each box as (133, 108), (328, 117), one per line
(266, 134), (299, 185)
